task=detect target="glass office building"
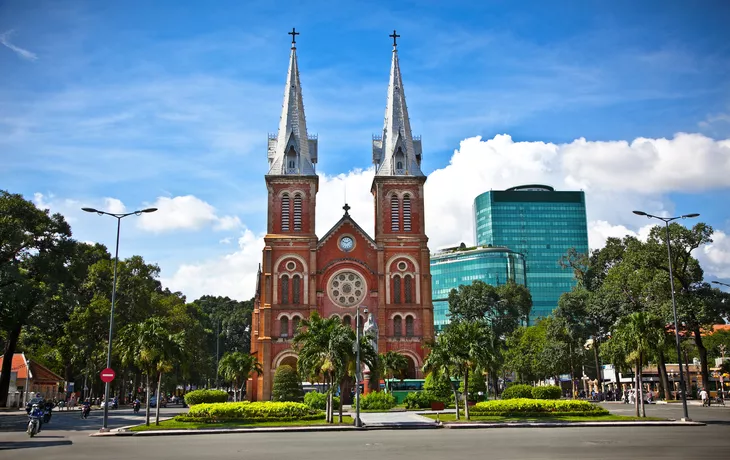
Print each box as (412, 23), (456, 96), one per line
(473, 185), (588, 322)
(430, 246), (527, 332)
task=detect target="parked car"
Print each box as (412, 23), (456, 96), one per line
(149, 396), (167, 408)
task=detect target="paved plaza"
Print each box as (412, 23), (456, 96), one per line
(0, 403), (728, 459)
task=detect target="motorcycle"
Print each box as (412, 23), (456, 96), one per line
(81, 405), (91, 419)
(27, 415), (41, 437)
(42, 404), (53, 423)
(132, 401), (141, 414)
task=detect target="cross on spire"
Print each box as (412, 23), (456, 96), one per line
(288, 27), (300, 46)
(389, 29), (400, 48)
(343, 203), (351, 215)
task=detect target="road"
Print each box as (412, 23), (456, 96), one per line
(0, 403), (728, 459)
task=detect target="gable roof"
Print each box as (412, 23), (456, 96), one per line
(318, 209), (377, 250)
(0, 353), (63, 383)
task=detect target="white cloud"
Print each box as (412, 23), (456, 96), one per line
(161, 227), (264, 301)
(137, 195), (241, 233)
(103, 197), (126, 214)
(150, 133), (730, 300)
(0, 29), (37, 62)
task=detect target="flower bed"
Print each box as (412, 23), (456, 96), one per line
(470, 398), (608, 416)
(179, 401), (323, 422)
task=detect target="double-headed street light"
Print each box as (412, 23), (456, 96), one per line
(632, 210), (699, 421)
(712, 280), (730, 289)
(82, 206), (157, 431)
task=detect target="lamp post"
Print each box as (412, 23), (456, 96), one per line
(355, 306), (367, 428)
(632, 210), (699, 421)
(82, 206), (157, 431)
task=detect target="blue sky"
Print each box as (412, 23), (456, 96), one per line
(2, 0), (729, 300)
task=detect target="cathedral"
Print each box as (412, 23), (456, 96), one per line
(249, 30), (434, 401)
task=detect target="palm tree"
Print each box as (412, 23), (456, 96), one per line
(613, 311), (662, 417)
(380, 351), (409, 393)
(423, 337), (461, 420)
(218, 351), (263, 402)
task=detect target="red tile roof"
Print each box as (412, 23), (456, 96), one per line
(0, 354), (63, 383)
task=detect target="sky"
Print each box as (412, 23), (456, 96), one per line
(2, 0), (730, 301)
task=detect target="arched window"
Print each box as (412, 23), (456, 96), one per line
(394, 147), (405, 174)
(405, 316), (414, 337)
(292, 316), (300, 335)
(280, 316), (289, 338)
(390, 195), (399, 232)
(393, 275), (402, 304)
(396, 161), (403, 169)
(394, 315), (402, 337)
(293, 193), (302, 231)
(343, 315), (351, 327)
(403, 194), (411, 231)
(281, 275), (289, 304)
(404, 275), (413, 303)
(286, 146), (297, 173)
(281, 194), (290, 231)
(292, 275), (301, 304)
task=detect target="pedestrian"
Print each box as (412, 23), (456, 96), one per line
(700, 387), (709, 407)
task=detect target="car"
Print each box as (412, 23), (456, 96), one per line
(149, 396), (167, 408)
(99, 399), (118, 409)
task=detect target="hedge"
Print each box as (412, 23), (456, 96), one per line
(303, 392), (340, 410)
(471, 398), (609, 416)
(403, 391), (435, 409)
(186, 401), (322, 421)
(360, 391), (397, 410)
(531, 386), (562, 400)
(184, 389), (229, 406)
(501, 384), (534, 400)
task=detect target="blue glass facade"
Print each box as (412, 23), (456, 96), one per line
(473, 185), (588, 322)
(430, 247), (527, 332)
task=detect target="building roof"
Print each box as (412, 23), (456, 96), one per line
(267, 42), (317, 176)
(0, 353), (63, 383)
(372, 44), (423, 177)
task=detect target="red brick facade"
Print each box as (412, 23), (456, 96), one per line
(249, 173), (434, 401)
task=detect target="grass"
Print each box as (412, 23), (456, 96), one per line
(423, 413), (666, 423)
(129, 416), (354, 432)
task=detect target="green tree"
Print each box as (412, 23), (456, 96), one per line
(423, 336), (462, 419)
(380, 351), (409, 393)
(218, 351), (263, 403)
(423, 372), (453, 403)
(272, 365), (303, 402)
(495, 281), (533, 326)
(0, 191), (73, 406)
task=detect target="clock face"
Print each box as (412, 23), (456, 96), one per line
(339, 236), (354, 251)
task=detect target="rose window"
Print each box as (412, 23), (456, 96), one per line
(328, 270), (366, 307)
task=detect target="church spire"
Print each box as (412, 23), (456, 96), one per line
(372, 30), (423, 177)
(267, 28), (318, 176)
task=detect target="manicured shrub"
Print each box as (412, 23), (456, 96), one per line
(402, 391), (435, 409)
(272, 365), (303, 402)
(186, 401), (322, 421)
(184, 389), (229, 406)
(501, 384), (534, 400)
(471, 398), (609, 416)
(424, 373), (453, 403)
(303, 392), (340, 410)
(360, 391), (397, 410)
(531, 385), (562, 400)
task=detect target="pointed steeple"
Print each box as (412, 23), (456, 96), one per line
(267, 28), (318, 176)
(373, 31), (423, 177)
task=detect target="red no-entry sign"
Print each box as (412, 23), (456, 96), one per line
(100, 368), (116, 383)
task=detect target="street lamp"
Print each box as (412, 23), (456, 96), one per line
(355, 306), (367, 428)
(82, 206), (157, 431)
(632, 210), (698, 421)
(712, 280), (730, 289)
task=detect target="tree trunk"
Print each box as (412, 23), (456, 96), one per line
(463, 369), (470, 420)
(693, 328), (710, 391)
(657, 350), (671, 401)
(155, 371), (162, 425)
(0, 324), (22, 407)
(145, 374), (151, 426)
(638, 355), (646, 418)
(338, 378), (344, 423)
(634, 359), (641, 417)
(492, 373), (499, 400)
(452, 381), (460, 420)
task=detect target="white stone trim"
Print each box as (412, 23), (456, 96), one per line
(394, 349), (422, 367)
(273, 254), (309, 305)
(273, 350), (299, 368)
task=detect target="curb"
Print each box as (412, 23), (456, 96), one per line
(91, 425), (364, 437)
(443, 420), (706, 429)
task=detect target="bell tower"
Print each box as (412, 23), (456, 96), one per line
(372, 31), (434, 358)
(251, 28), (319, 401)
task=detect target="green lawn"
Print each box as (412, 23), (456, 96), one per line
(423, 413), (666, 423)
(129, 416), (354, 432)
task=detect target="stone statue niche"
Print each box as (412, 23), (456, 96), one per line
(363, 312), (379, 352)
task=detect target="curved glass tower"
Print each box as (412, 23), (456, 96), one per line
(473, 185), (588, 322)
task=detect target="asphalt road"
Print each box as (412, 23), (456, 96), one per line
(0, 403), (727, 460)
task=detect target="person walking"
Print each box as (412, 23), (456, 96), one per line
(700, 388), (709, 407)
